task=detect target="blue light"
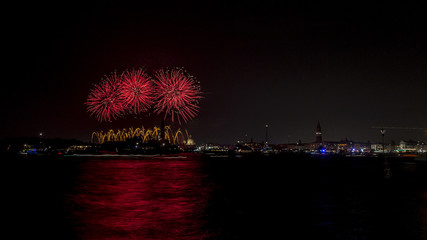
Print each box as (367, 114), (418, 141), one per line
(28, 149), (37, 154)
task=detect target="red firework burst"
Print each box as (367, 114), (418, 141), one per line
(86, 72), (124, 122)
(120, 69), (154, 114)
(153, 68), (202, 124)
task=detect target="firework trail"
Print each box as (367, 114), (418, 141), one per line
(120, 69), (154, 114)
(86, 72), (124, 122)
(153, 68), (202, 124)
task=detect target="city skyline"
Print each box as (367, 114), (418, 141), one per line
(3, 1), (427, 144)
(218, 122), (427, 146)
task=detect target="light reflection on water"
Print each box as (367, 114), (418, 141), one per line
(66, 158), (213, 239)
(16, 154), (426, 239)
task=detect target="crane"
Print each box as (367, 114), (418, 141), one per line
(371, 126), (427, 136)
(371, 126), (427, 130)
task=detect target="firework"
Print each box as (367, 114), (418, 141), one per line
(153, 68), (202, 124)
(86, 72), (124, 122)
(91, 125), (188, 144)
(120, 69), (154, 114)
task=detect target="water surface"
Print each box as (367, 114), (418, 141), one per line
(7, 154), (427, 239)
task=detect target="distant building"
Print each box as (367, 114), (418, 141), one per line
(282, 140), (309, 152)
(297, 122), (372, 154)
(319, 139), (370, 153)
(279, 122), (426, 155)
(398, 140), (417, 152)
(186, 138), (195, 146)
(370, 143), (395, 153)
(396, 140), (426, 152)
(308, 121), (324, 151)
(370, 143), (383, 151)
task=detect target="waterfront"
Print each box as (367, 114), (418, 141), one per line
(5, 153), (427, 239)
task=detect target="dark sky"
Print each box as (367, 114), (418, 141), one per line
(3, 1), (427, 144)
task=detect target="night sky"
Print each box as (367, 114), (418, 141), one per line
(3, 1), (427, 144)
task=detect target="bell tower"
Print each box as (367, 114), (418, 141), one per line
(315, 121), (322, 144)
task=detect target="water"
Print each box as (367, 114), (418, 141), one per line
(5, 153), (427, 239)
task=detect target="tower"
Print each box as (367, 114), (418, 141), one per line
(265, 124), (269, 146)
(315, 121), (322, 144)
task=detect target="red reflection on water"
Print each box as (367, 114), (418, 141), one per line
(65, 156), (212, 239)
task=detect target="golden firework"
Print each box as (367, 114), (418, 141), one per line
(91, 126), (189, 145)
